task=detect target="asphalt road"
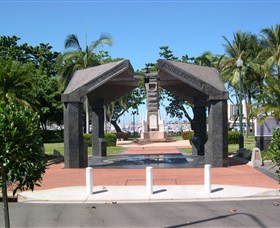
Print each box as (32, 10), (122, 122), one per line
(1, 199), (280, 227)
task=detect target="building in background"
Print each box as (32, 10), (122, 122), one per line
(228, 100), (248, 131)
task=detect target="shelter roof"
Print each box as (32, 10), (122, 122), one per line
(61, 60), (137, 104)
(158, 59), (228, 103)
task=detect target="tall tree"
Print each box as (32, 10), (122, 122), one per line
(222, 32), (262, 136)
(0, 35), (63, 130)
(59, 33), (112, 88)
(255, 78), (280, 122)
(260, 24), (280, 79)
(0, 101), (46, 228)
(0, 59), (35, 106)
(59, 33), (112, 133)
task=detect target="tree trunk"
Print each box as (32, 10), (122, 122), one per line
(179, 104), (194, 130)
(229, 115), (239, 131)
(110, 120), (122, 133)
(1, 166), (10, 228)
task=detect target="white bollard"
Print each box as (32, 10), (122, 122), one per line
(204, 164), (211, 194)
(86, 167), (93, 195)
(146, 166), (153, 195)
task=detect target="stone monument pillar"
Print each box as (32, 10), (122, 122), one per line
(205, 100), (228, 167)
(90, 99), (107, 157)
(141, 71), (166, 141)
(63, 102), (87, 168)
(192, 100), (207, 156)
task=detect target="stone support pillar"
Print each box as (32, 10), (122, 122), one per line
(192, 101), (207, 156)
(205, 100), (228, 167)
(91, 99), (107, 157)
(63, 102), (87, 168)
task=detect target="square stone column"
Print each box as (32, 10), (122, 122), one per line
(91, 99), (107, 157)
(192, 102), (207, 156)
(63, 102), (87, 168)
(205, 100), (228, 167)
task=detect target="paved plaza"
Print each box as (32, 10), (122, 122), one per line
(18, 140), (280, 203)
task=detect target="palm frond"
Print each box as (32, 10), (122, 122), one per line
(89, 33), (113, 52)
(64, 34), (81, 50)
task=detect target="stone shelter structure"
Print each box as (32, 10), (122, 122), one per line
(157, 60), (228, 167)
(61, 60), (137, 168)
(62, 59), (228, 168)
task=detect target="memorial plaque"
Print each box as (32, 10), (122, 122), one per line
(149, 114), (157, 129)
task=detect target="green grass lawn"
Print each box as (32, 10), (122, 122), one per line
(181, 148), (192, 154)
(44, 143), (125, 156)
(181, 135), (256, 154)
(228, 135), (255, 153)
(45, 135), (256, 157)
(44, 142), (64, 155)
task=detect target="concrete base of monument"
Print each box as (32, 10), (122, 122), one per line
(139, 131), (171, 142)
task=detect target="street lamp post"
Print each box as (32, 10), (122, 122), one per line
(132, 110), (137, 138)
(236, 57), (244, 149)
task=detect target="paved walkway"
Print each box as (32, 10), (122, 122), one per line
(18, 140), (280, 203)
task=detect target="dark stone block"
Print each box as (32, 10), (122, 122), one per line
(236, 148), (251, 160)
(91, 99), (107, 157)
(63, 102), (85, 168)
(192, 104), (206, 156)
(205, 100), (228, 167)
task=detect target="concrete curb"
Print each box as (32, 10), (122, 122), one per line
(17, 185), (280, 204)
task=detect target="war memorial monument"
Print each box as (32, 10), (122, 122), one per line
(61, 59), (228, 168)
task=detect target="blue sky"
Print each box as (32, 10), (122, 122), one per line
(1, 0), (280, 124)
(1, 0), (280, 70)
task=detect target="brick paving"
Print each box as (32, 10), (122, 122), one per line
(35, 140), (280, 190)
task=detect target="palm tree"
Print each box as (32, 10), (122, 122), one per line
(59, 33), (112, 133)
(0, 59), (34, 106)
(222, 32), (262, 136)
(260, 24), (280, 79)
(59, 33), (112, 88)
(255, 78), (280, 122)
(194, 51), (227, 74)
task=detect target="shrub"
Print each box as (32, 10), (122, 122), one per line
(42, 130), (63, 143)
(83, 133), (117, 147)
(83, 133), (92, 146)
(181, 131), (194, 140)
(182, 131), (238, 145)
(115, 132), (129, 140)
(228, 131), (239, 144)
(265, 128), (280, 182)
(105, 133), (117, 146)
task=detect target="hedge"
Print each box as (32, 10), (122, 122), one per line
(181, 131), (193, 140)
(83, 133), (92, 146)
(114, 132), (129, 140)
(182, 131), (239, 144)
(42, 130), (64, 143)
(105, 133), (117, 146)
(83, 133), (117, 147)
(228, 131), (239, 144)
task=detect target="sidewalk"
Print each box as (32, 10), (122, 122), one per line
(18, 140), (280, 203)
